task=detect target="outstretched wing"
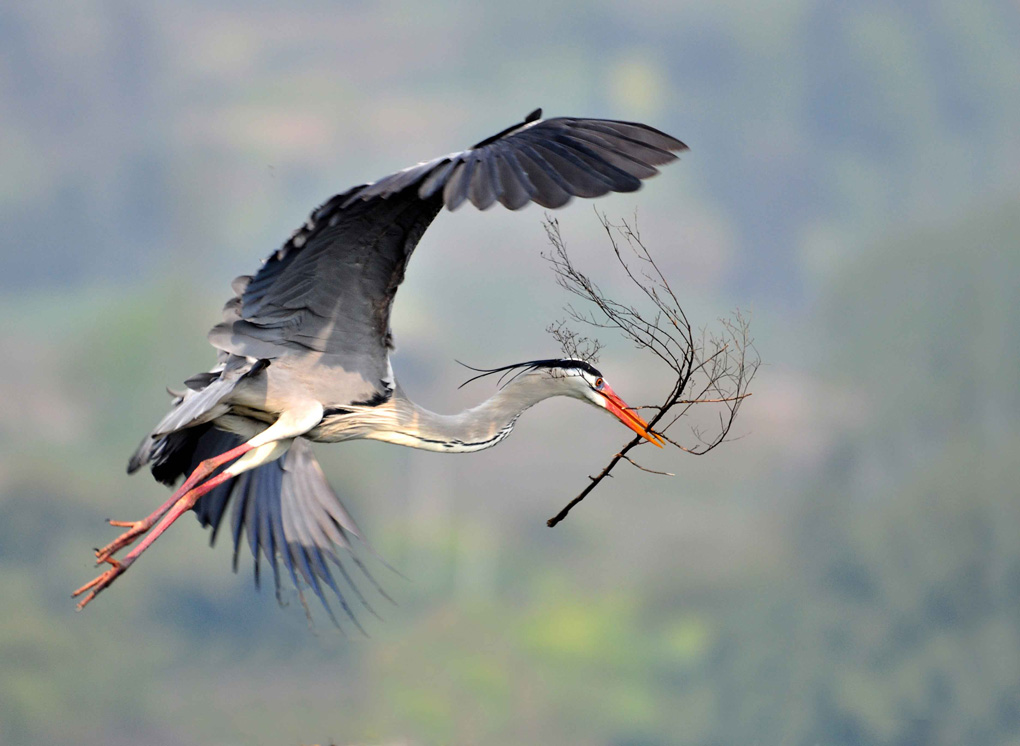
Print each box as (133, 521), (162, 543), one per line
(209, 109), (686, 407)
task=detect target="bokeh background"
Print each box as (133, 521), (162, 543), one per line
(3, 2), (1019, 744)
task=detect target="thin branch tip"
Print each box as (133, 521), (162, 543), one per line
(542, 215), (758, 526)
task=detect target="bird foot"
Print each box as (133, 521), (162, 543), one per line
(73, 557), (130, 610)
(94, 519), (150, 563)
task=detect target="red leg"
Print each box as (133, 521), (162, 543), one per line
(74, 468), (237, 610)
(94, 442), (253, 563)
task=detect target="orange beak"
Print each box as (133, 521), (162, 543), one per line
(599, 383), (665, 447)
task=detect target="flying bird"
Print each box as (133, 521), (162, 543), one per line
(74, 109), (685, 623)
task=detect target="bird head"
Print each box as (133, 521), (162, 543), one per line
(459, 357), (664, 447)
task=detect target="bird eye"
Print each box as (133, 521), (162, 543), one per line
(594, 377), (604, 390)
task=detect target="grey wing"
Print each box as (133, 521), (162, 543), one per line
(361, 108), (688, 210)
(208, 190), (442, 407)
(208, 109), (687, 406)
(190, 432), (387, 629)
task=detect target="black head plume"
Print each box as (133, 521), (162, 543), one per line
(456, 358), (602, 389)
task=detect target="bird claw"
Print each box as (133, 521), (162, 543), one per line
(73, 557), (127, 610)
(95, 520), (149, 563)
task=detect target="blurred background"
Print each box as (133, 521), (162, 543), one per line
(2, 1), (1019, 744)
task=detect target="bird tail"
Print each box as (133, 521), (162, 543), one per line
(127, 356), (269, 477)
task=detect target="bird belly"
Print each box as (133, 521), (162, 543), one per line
(225, 354), (386, 420)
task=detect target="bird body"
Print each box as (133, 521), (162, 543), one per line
(75, 109), (685, 617)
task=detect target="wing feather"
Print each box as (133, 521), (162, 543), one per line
(209, 112), (686, 407)
(468, 152), (499, 210)
(492, 148), (534, 210)
(168, 431), (384, 627)
(510, 145), (574, 207)
(417, 158), (457, 199)
(443, 156), (475, 210)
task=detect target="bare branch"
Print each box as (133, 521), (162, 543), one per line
(542, 211), (760, 527)
(634, 394), (752, 409)
(619, 453), (675, 477)
(546, 320), (604, 363)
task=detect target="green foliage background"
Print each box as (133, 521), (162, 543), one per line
(1, 2), (1019, 744)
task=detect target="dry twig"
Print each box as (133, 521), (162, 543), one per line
(543, 211), (759, 527)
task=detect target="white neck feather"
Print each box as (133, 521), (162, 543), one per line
(342, 375), (575, 453)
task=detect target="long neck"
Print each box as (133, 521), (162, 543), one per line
(357, 377), (565, 453)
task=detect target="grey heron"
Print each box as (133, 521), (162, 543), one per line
(74, 109), (685, 620)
